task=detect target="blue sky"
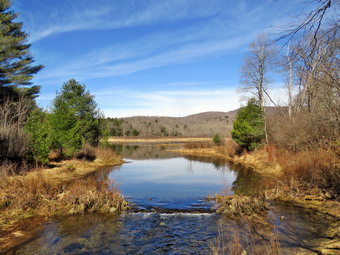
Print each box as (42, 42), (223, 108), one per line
(13, 0), (313, 117)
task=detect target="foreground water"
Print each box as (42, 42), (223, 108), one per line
(9, 144), (331, 254)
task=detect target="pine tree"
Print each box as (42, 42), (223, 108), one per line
(231, 98), (265, 150)
(49, 79), (101, 157)
(0, 0), (43, 102)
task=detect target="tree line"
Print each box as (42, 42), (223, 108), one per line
(0, 0), (103, 170)
(232, 0), (339, 151)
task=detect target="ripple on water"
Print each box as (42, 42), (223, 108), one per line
(12, 212), (221, 255)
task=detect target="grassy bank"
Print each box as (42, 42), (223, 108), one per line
(174, 140), (340, 254)
(108, 136), (212, 143)
(0, 147), (127, 252)
(176, 143), (340, 215)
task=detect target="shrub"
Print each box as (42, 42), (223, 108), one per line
(213, 134), (223, 146)
(95, 147), (119, 163)
(216, 139), (240, 157)
(75, 143), (96, 161)
(277, 149), (340, 199)
(25, 109), (52, 164)
(132, 128), (140, 136)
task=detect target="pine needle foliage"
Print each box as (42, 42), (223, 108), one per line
(232, 98), (265, 150)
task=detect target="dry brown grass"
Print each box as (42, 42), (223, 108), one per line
(184, 140), (213, 149)
(0, 161), (17, 177)
(61, 177), (126, 214)
(173, 138), (239, 160)
(108, 136), (212, 143)
(215, 139), (239, 158)
(264, 148), (340, 218)
(95, 146), (121, 163)
(213, 194), (270, 218)
(231, 146), (282, 176)
(210, 222), (281, 255)
(277, 149), (339, 197)
(0, 151), (125, 252)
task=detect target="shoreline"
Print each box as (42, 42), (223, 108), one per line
(0, 155), (125, 253)
(108, 136), (212, 144)
(171, 145), (340, 254)
(172, 146), (340, 216)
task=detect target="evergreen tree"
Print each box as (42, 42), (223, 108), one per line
(49, 79), (101, 157)
(0, 0), (43, 102)
(231, 98), (265, 150)
(25, 109), (52, 163)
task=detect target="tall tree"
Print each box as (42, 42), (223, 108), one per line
(240, 34), (277, 143)
(240, 34), (276, 109)
(0, 0), (43, 102)
(49, 79), (102, 157)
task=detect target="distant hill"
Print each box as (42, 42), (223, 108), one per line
(106, 107), (282, 137)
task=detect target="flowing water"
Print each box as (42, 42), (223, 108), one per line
(8, 143), (333, 254)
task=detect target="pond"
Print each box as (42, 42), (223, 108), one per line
(9, 143), (332, 254)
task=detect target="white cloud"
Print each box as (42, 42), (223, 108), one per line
(96, 87), (241, 117)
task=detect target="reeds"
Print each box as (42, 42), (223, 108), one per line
(210, 222), (281, 255)
(184, 140), (214, 149)
(61, 177), (127, 214)
(276, 149), (340, 199)
(214, 194), (270, 218)
(95, 146), (121, 163)
(0, 172), (126, 216)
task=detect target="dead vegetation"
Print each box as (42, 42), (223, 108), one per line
(275, 149), (339, 199)
(108, 136), (212, 143)
(210, 222), (281, 255)
(174, 138), (239, 159)
(184, 140), (214, 149)
(176, 140), (339, 220)
(60, 177), (126, 214)
(213, 194), (270, 219)
(0, 147), (126, 252)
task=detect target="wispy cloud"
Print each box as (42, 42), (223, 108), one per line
(19, 0), (302, 82)
(96, 87), (241, 117)
(16, 0), (305, 117)
(17, 0), (224, 42)
(37, 31), (256, 81)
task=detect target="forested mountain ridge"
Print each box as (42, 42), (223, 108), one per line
(106, 107), (280, 137)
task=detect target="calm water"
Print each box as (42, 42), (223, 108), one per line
(8, 144), (332, 254)
(109, 157), (236, 212)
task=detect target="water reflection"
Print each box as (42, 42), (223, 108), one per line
(106, 144), (269, 211)
(108, 144), (180, 160)
(108, 157), (237, 212)
(8, 144), (333, 254)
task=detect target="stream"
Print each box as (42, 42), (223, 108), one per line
(8, 143), (332, 254)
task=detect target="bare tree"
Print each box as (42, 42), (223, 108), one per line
(266, 1), (339, 149)
(240, 34), (278, 144)
(276, 0), (339, 51)
(0, 96), (31, 160)
(277, 41), (299, 118)
(240, 34), (277, 108)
